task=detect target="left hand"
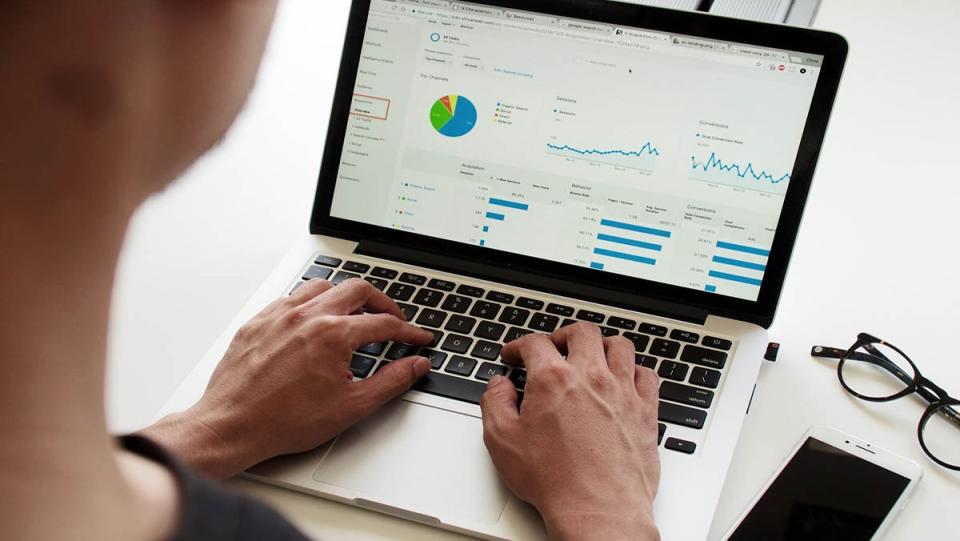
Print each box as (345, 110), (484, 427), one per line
(141, 278), (433, 479)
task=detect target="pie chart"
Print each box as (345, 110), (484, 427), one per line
(430, 94), (477, 138)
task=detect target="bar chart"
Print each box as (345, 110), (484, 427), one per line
(590, 218), (673, 270)
(479, 197), (530, 247)
(706, 240), (770, 293)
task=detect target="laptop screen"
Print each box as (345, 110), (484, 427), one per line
(330, 0), (824, 302)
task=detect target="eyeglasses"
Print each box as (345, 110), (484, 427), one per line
(812, 333), (960, 470)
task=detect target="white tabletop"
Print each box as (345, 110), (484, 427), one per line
(107, 0), (960, 539)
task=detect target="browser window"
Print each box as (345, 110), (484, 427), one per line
(331, 0), (823, 301)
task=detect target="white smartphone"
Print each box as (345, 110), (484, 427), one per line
(722, 426), (922, 541)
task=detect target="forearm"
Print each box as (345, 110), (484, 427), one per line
(542, 509), (660, 541)
(137, 409), (256, 480)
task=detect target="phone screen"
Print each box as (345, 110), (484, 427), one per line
(729, 437), (911, 541)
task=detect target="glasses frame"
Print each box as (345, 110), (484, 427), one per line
(812, 332), (960, 471)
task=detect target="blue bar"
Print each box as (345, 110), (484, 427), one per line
(489, 197), (530, 211)
(590, 262), (605, 270)
(485, 212), (505, 221)
(705, 285), (717, 293)
(716, 241), (770, 257)
(712, 256), (766, 272)
(482, 225), (489, 233)
(480, 240), (486, 247)
(709, 270), (763, 286)
(597, 233), (662, 252)
(600, 219), (672, 238)
(593, 248), (656, 266)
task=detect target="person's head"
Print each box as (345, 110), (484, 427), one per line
(0, 0), (278, 212)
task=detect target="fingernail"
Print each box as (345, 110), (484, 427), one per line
(489, 375), (508, 386)
(413, 357), (430, 378)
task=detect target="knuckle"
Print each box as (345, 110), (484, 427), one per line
(587, 367), (613, 389)
(610, 336), (632, 350)
(282, 306), (312, 327)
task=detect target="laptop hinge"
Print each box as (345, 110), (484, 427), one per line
(355, 241), (709, 326)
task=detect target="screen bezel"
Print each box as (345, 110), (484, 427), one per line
(309, 0), (848, 328)
(722, 425), (922, 540)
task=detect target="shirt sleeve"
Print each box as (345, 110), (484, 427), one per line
(120, 435), (312, 541)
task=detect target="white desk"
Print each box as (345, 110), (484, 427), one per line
(107, 0), (960, 539)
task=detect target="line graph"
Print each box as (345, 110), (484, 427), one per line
(546, 142), (660, 171)
(689, 152), (791, 195)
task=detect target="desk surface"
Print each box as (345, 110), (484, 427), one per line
(107, 0), (960, 539)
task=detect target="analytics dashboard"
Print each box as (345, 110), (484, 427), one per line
(330, 0), (824, 301)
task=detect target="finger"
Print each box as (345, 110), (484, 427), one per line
(500, 333), (563, 374)
(480, 375), (520, 440)
(350, 356), (431, 418)
(549, 322), (605, 368)
(343, 313), (433, 349)
(603, 336), (635, 379)
(305, 278), (403, 318)
(634, 366), (660, 400)
(286, 278), (335, 308)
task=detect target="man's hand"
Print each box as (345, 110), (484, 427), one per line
(480, 323), (662, 541)
(142, 278), (433, 479)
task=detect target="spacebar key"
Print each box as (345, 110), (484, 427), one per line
(413, 371), (487, 405)
(659, 401), (707, 429)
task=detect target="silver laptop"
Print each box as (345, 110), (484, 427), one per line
(158, 0), (846, 539)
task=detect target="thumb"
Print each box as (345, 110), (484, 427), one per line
(350, 356), (430, 418)
(480, 375), (520, 437)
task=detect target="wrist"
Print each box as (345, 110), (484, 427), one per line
(538, 497), (658, 541)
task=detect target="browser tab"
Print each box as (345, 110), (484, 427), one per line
(671, 36), (729, 52)
(730, 45), (787, 61)
(505, 10), (559, 27)
(561, 20), (614, 34)
(614, 28), (670, 42)
(452, 2), (504, 17)
(412, 0), (452, 6)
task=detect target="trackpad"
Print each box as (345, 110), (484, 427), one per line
(313, 399), (510, 525)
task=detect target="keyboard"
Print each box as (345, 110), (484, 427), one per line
(292, 254), (736, 456)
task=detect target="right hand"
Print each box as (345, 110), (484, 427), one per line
(480, 323), (662, 541)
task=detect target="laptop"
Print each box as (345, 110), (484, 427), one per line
(157, 1), (846, 539)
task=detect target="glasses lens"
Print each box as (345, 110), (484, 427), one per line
(839, 342), (916, 400)
(922, 403), (960, 468)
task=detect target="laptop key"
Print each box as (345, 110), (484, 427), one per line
(470, 301), (502, 320)
(658, 423), (667, 445)
(690, 367), (722, 389)
(411, 369), (488, 405)
(660, 381), (715, 409)
(671, 330), (700, 344)
(651, 339), (681, 359)
(422, 329), (444, 348)
(364, 277), (388, 291)
(607, 316), (637, 330)
(399, 272), (427, 286)
(528, 313), (559, 333)
(370, 266), (399, 279)
(636, 355), (658, 370)
(516, 297), (545, 310)
(289, 281), (306, 295)
(412, 289), (444, 308)
(427, 278), (456, 292)
(623, 332), (650, 352)
(414, 304), (445, 327)
(314, 255), (342, 267)
(659, 401), (707, 430)
(441, 294), (472, 314)
(385, 343), (417, 360)
(509, 368), (528, 390)
(445, 315), (477, 334)
(600, 326), (620, 337)
(639, 323), (668, 337)
(457, 284), (485, 298)
(343, 261), (370, 273)
(303, 265), (333, 281)
(560, 318), (577, 328)
(471, 340), (502, 361)
(332, 271), (361, 285)
(445, 356), (477, 377)
(576, 309), (605, 323)
(475, 321), (506, 341)
(546, 303), (575, 317)
(350, 355), (377, 378)
(396, 303), (418, 322)
(665, 438), (697, 454)
(441, 334), (473, 354)
(505, 327), (534, 343)
(357, 342), (387, 356)
(476, 362), (508, 382)
(498, 307), (530, 326)
(419, 349), (448, 370)
(386, 283), (416, 302)
(658, 360), (689, 381)
(702, 336), (733, 351)
(486, 290), (515, 304)
(681, 345), (728, 370)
